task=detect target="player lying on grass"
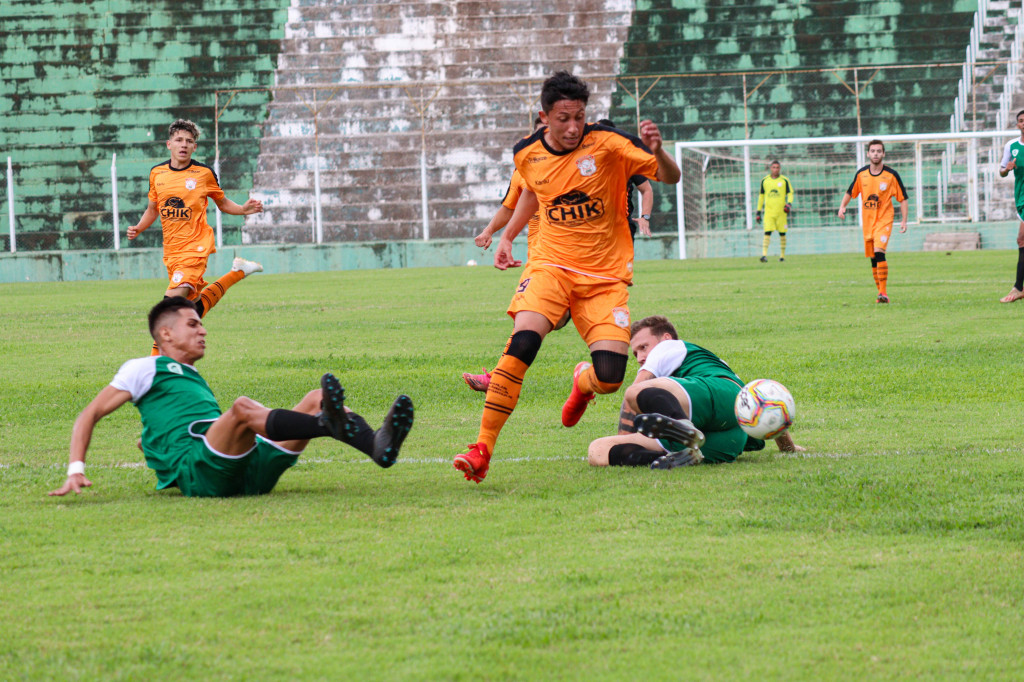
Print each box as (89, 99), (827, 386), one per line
(128, 118), (265, 353)
(49, 298), (414, 498)
(587, 315), (802, 470)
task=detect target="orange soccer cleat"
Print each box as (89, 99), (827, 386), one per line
(561, 361), (596, 427)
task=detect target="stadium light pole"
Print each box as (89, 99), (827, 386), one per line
(111, 153), (120, 251)
(674, 142), (686, 260)
(7, 157), (15, 253)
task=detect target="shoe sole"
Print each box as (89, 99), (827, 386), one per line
(633, 413), (707, 449)
(319, 373), (348, 440)
(371, 395), (414, 468)
(453, 455), (486, 482)
(650, 447), (705, 469)
(462, 374), (490, 392)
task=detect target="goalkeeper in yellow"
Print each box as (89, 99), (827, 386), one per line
(756, 160), (794, 262)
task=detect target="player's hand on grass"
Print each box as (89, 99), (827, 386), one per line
(48, 473), (92, 497)
(240, 199), (264, 215)
(494, 238), (522, 270)
(638, 120), (663, 154)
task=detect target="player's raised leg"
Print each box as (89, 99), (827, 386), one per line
(197, 257), (263, 318)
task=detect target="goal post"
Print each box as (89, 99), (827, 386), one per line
(673, 130), (1018, 258)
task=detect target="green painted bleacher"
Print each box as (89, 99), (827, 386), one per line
(612, 0), (980, 228)
(0, 0), (289, 251)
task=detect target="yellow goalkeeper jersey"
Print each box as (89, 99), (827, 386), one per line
(757, 174), (793, 214)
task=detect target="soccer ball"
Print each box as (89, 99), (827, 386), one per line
(466, 259), (477, 266)
(734, 379), (795, 439)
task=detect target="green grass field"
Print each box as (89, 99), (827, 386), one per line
(2, 251), (1023, 680)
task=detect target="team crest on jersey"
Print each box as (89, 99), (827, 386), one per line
(185, 179), (197, 190)
(776, 181), (783, 187)
(879, 234), (888, 244)
(612, 307), (630, 328)
(172, 270), (184, 284)
(879, 182), (888, 191)
(576, 155), (597, 177)
(546, 189), (605, 227)
(166, 362), (183, 375)
(1014, 149), (1020, 157)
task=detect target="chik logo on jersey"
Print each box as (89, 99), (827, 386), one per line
(161, 196), (192, 221)
(576, 155), (597, 177)
(546, 189), (605, 227)
(864, 193), (880, 209)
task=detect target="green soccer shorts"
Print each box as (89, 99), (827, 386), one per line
(176, 419), (300, 497)
(666, 375), (748, 463)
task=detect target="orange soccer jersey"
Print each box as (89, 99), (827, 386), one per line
(847, 165), (907, 236)
(148, 160), (225, 262)
(501, 169), (541, 253)
(512, 123), (659, 283)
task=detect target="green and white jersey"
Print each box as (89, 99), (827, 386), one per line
(1000, 138), (1024, 209)
(110, 355), (222, 489)
(638, 339), (743, 385)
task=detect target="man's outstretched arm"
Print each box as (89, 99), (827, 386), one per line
(49, 386), (133, 496)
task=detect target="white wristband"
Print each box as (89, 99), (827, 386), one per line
(67, 461), (85, 477)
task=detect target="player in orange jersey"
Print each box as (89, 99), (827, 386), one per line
(837, 139), (908, 303)
(453, 71), (681, 483)
(127, 119), (265, 334)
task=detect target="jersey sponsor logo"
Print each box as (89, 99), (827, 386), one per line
(516, 277), (531, 293)
(864, 193), (880, 209)
(612, 307), (629, 328)
(534, 178), (550, 185)
(576, 155), (597, 177)
(161, 196), (192, 221)
(166, 362), (183, 375)
(546, 190), (604, 226)
(768, 189), (779, 197)
(528, 155), (547, 164)
(185, 179), (197, 190)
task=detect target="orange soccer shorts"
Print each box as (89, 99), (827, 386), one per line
(863, 224), (893, 257)
(507, 264), (631, 346)
(165, 252), (210, 296)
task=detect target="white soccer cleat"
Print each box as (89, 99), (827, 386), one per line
(232, 257), (263, 277)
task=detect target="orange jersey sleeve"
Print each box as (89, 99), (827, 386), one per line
(148, 160), (221, 258)
(502, 169), (542, 253)
(512, 123), (658, 283)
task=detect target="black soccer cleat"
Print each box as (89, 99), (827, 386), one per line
(317, 373), (348, 440)
(633, 413), (707, 450)
(759, 256), (768, 263)
(371, 394), (414, 468)
(650, 447), (705, 470)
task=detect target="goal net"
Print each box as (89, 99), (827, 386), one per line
(672, 131), (1018, 256)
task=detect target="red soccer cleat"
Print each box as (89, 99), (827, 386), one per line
(462, 368), (492, 392)
(561, 361), (596, 427)
(453, 442), (491, 483)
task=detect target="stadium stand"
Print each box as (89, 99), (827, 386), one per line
(0, 0), (289, 251)
(243, 0), (635, 243)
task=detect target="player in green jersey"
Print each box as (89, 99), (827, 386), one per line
(587, 315), (802, 469)
(998, 109), (1024, 303)
(49, 298), (414, 498)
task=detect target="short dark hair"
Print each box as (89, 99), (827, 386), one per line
(630, 315), (678, 341)
(540, 71), (589, 112)
(168, 118), (200, 141)
(867, 139), (885, 152)
(1016, 109), (1024, 121)
(533, 115), (544, 128)
(148, 297), (198, 340)
(770, 160), (780, 166)
(597, 118), (616, 128)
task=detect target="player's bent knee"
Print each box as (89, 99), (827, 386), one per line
(587, 439), (611, 466)
(590, 350), (628, 387)
(506, 330), (543, 365)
